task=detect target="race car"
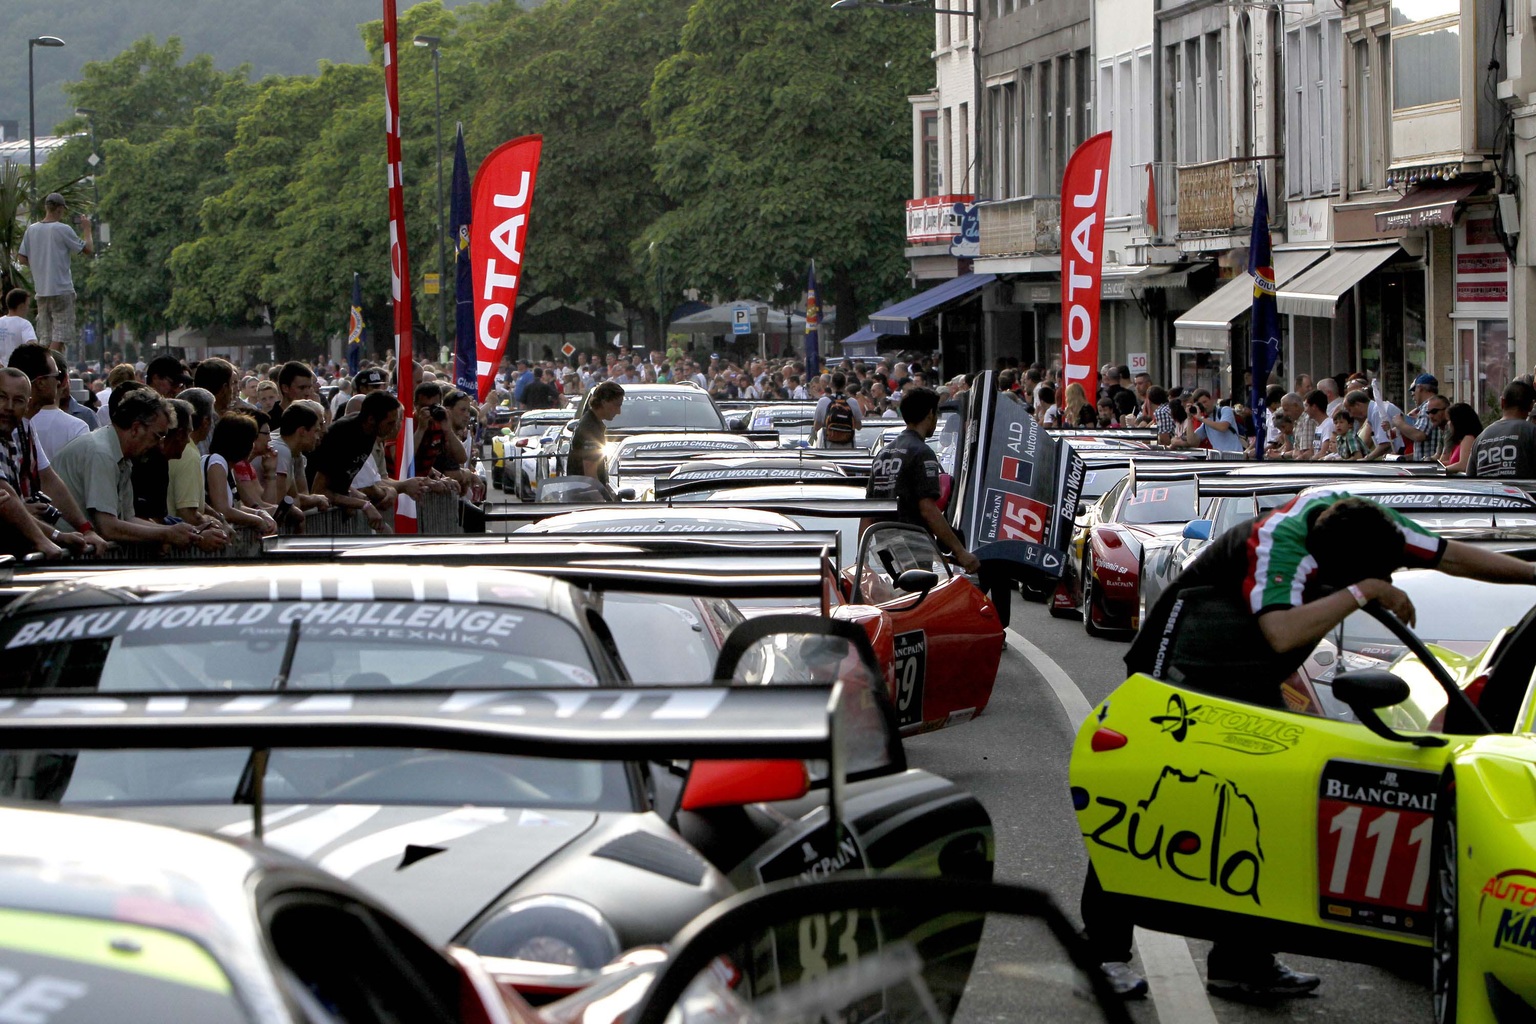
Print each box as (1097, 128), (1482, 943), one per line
(0, 804), (534, 1023)
(487, 408), (573, 498)
(1069, 599), (1536, 1023)
(0, 561), (992, 974)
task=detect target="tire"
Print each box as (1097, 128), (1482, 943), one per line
(1432, 781), (1458, 1024)
(1083, 556), (1109, 637)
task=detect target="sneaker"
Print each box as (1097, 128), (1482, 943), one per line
(1097, 961), (1149, 999)
(1206, 956), (1321, 1001)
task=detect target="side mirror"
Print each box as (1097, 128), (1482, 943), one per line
(680, 759), (808, 811)
(889, 568), (939, 613)
(726, 416), (747, 432)
(616, 487), (637, 501)
(1075, 501), (1088, 518)
(1182, 519), (1213, 541)
(1332, 669), (1445, 748)
(1332, 669), (1409, 710)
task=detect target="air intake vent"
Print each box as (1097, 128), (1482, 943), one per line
(593, 831), (707, 886)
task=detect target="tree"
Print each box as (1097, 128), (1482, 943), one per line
(645, 0), (930, 337)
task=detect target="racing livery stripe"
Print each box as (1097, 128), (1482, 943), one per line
(0, 909), (232, 993)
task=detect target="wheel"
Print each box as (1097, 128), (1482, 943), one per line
(1432, 781), (1458, 1024)
(1083, 556), (1109, 637)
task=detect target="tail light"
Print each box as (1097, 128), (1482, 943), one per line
(1091, 727), (1128, 752)
(1466, 673), (1489, 707)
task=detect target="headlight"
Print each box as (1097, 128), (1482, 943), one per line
(465, 895), (621, 968)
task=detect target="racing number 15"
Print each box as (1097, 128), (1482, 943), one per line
(998, 494), (1048, 543)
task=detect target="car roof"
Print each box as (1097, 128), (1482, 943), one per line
(3, 563), (574, 617)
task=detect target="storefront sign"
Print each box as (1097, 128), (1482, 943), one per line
(1453, 212), (1509, 311)
(906, 194), (975, 245)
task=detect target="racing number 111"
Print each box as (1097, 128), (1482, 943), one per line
(1323, 806), (1432, 908)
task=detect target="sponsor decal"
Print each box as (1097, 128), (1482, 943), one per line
(1315, 761), (1437, 936)
(999, 455), (1034, 487)
(1080, 766), (1263, 903)
(627, 439), (751, 455)
(981, 488), (1050, 545)
(670, 467), (841, 482)
(1481, 870), (1536, 956)
(892, 630), (927, 729)
(1379, 493), (1535, 510)
(1150, 693), (1303, 755)
(757, 820), (867, 886)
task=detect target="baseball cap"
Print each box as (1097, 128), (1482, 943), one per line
(44, 192), (65, 207)
(1413, 373), (1439, 389)
(354, 367), (389, 389)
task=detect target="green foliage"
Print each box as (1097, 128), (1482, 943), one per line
(646, 0), (930, 335)
(36, 0), (928, 349)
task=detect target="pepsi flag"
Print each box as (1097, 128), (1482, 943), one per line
(451, 123), (474, 395)
(951, 372), (1085, 577)
(1249, 173), (1278, 459)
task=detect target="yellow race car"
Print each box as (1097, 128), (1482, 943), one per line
(1071, 603), (1536, 1023)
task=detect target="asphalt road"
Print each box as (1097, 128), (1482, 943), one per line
(903, 597), (1428, 1024)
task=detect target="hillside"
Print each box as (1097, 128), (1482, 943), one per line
(0, 0), (482, 136)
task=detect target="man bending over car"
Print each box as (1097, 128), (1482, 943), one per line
(1084, 489), (1536, 1001)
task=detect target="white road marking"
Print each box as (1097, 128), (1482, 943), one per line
(1004, 628), (1219, 1024)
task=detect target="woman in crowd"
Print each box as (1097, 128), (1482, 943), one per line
(1442, 402), (1483, 474)
(1065, 383), (1095, 427)
(203, 412), (279, 536)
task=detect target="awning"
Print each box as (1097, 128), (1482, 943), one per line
(1276, 244), (1400, 318)
(1127, 263), (1208, 309)
(1173, 249), (1328, 350)
(1374, 181), (1479, 233)
(868, 273), (995, 336)
(838, 324), (883, 357)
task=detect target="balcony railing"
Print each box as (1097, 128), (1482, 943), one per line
(977, 195), (1061, 257)
(905, 194), (975, 244)
(1143, 162), (1178, 241)
(1175, 157), (1281, 235)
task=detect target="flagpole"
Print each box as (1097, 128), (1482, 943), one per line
(383, 0), (417, 531)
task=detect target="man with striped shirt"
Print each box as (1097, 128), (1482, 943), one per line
(1089, 488), (1536, 1001)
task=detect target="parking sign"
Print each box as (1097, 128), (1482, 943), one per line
(732, 306), (751, 335)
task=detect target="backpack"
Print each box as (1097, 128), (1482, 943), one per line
(824, 393), (855, 445)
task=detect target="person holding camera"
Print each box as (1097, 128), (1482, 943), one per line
(412, 381), (468, 485)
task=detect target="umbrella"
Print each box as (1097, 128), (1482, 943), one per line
(670, 303), (807, 335)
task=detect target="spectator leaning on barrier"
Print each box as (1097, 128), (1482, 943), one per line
(132, 396), (191, 523)
(276, 361), (317, 417)
(269, 401), (330, 528)
(202, 412), (277, 537)
(194, 358), (238, 423)
(0, 366), (107, 558)
(170, 388), (216, 522)
(309, 390), (402, 533)
(51, 388), (196, 549)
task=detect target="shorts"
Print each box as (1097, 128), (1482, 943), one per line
(35, 293), (75, 349)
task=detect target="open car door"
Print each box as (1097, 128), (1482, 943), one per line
(842, 523), (1004, 735)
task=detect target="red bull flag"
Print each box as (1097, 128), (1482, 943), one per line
(1059, 132), (1112, 406)
(382, 0), (416, 532)
(471, 135), (543, 401)
(805, 261), (821, 377)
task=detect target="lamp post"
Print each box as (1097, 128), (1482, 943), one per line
(413, 34), (447, 363)
(28, 35), (66, 202)
(75, 107), (101, 364)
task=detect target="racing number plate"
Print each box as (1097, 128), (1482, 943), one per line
(1316, 761), (1438, 936)
(893, 630), (927, 729)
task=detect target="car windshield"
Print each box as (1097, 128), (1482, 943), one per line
(607, 390), (724, 430)
(0, 601), (629, 810)
(1339, 573), (1536, 653)
(1079, 467), (1127, 500)
(601, 593), (738, 684)
(1116, 480), (1199, 524)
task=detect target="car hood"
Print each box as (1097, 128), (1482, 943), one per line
(94, 803), (597, 944)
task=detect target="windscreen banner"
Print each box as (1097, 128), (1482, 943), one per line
(951, 372), (1085, 577)
(471, 134), (543, 401)
(1059, 131), (1112, 406)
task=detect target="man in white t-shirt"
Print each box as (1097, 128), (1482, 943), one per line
(16, 194), (91, 351)
(0, 290), (38, 366)
(15, 347), (87, 460)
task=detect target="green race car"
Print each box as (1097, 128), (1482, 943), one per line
(1071, 602), (1536, 1023)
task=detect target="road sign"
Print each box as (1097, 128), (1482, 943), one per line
(423, 273), (440, 295)
(732, 306), (752, 335)
(1128, 352), (1148, 376)
(561, 342), (576, 357)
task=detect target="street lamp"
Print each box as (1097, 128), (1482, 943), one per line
(413, 34), (447, 363)
(28, 35), (66, 202)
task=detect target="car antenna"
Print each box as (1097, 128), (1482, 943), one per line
(244, 620), (301, 843)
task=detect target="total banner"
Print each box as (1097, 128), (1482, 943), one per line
(1059, 131), (1112, 406)
(471, 134), (543, 402)
(951, 372), (1085, 577)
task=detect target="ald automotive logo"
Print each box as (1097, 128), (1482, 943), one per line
(1150, 693), (1304, 755)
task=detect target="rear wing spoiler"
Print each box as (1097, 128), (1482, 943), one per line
(481, 499), (899, 527)
(653, 470), (860, 500)
(0, 685), (846, 763)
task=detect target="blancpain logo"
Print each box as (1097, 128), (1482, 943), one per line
(1322, 778), (1434, 811)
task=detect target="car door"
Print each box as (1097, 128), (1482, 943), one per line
(1071, 674), (1456, 960)
(847, 523), (1003, 734)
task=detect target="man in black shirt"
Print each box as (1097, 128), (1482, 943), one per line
(522, 367), (559, 410)
(568, 380), (624, 488)
(309, 391), (401, 526)
(1468, 380), (1536, 477)
(865, 387), (979, 574)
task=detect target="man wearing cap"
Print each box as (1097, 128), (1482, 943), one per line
(146, 356), (191, 399)
(16, 193), (91, 354)
(344, 367), (389, 416)
(1393, 373), (1445, 462)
